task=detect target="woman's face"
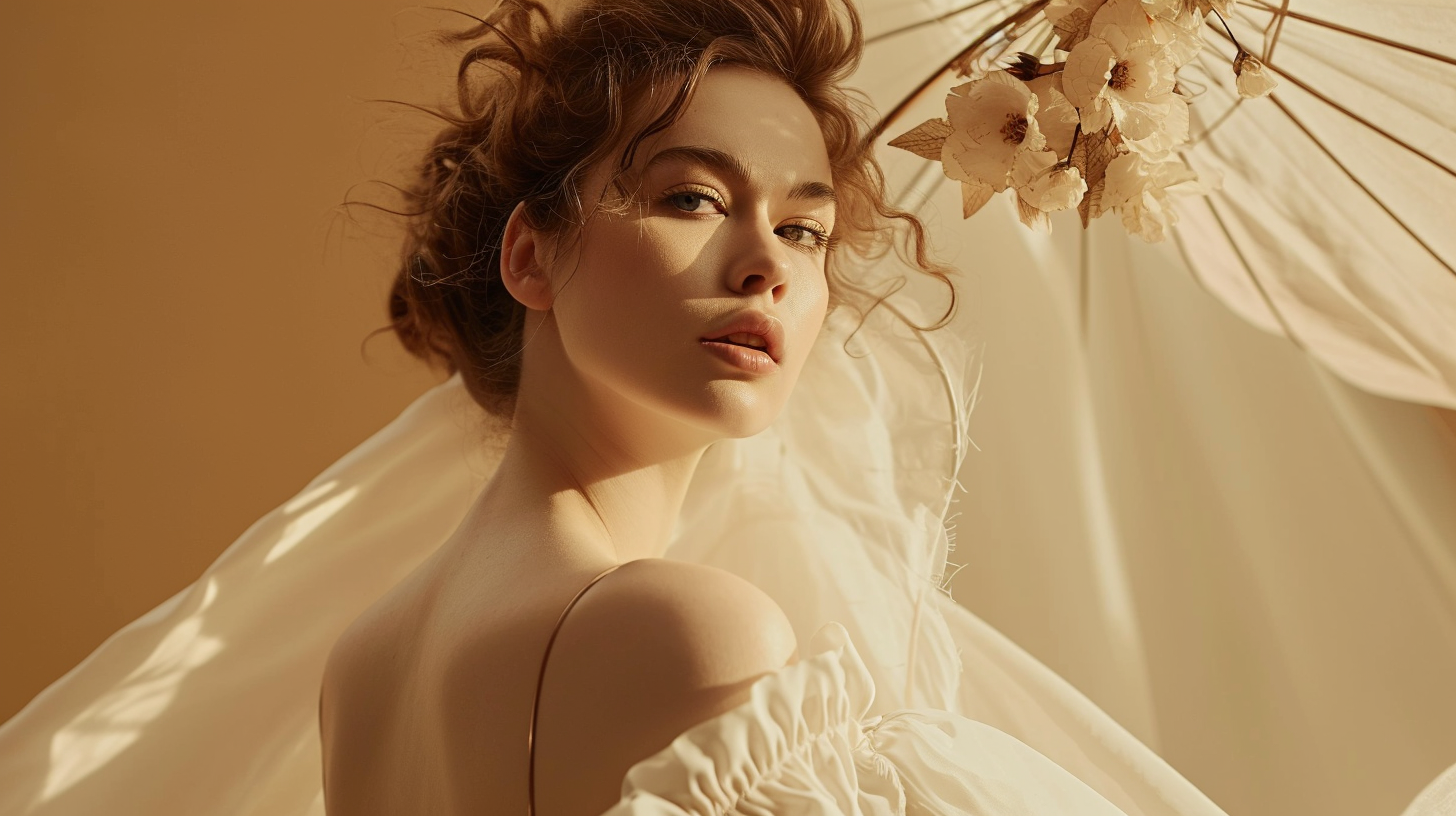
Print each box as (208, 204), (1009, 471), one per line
(539, 65), (836, 440)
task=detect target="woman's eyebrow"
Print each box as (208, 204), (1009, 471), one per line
(642, 144), (837, 205)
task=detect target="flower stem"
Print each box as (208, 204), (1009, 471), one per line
(1061, 123), (1082, 168)
(1210, 9), (1247, 58)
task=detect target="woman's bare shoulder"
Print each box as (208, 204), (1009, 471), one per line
(565, 558), (800, 681)
(529, 558), (799, 814)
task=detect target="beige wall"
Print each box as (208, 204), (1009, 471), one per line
(0, 2), (447, 722)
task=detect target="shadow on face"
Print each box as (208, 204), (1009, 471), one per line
(519, 66), (839, 445)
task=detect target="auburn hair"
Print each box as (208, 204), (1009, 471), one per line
(383, 0), (956, 418)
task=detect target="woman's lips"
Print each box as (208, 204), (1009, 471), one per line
(700, 339), (779, 373)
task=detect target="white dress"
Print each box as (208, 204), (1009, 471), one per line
(604, 620), (1132, 815)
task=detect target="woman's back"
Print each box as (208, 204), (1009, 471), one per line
(318, 546), (798, 816)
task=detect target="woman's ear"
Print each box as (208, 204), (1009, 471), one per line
(499, 201), (555, 311)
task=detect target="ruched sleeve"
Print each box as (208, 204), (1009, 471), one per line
(602, 622), (1131, 816)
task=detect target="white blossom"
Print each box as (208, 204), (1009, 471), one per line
(1062, 0), (1181, 137)
(1234, 53), (1278, 98)
(1147, 4), (1205, 66)
(1010, 149), (1088, 213)
(1139, 0), (1181, 16)
(1119, 91), (1189, 158)
(941, 71), (1047, 193)
(1101, 152), (1199, 241)
(1025, 74), (1082, 158)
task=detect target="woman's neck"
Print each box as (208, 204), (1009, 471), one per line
(458, 386), (710, 569)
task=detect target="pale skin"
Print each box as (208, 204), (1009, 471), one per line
(319, 66), (839, 815)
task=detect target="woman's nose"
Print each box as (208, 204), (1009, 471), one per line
(726, 221), (794, 302)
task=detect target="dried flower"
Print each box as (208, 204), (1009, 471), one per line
(1005, 52), (1050, 82)
(1101, 152), (1199, 241)
(1146, 3), (1205, 65)
(1011, 150), (1089, 215)
(942, 71), (1047, 193)
(1025, 74), (1082, 157)
(1062, 0), (1180, 137)
(1233, 52), (1278, 98)
(892, 0), (1275, 241)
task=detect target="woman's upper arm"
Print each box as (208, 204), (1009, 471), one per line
(530, 560), (797, 814)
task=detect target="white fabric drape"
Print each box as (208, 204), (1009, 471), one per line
(936, 197), (1456, 816)
(0, 304), (1228, 816)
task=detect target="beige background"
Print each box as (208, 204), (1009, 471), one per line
(0, 1), (446, 724)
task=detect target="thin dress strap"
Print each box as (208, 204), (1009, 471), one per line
(527, 560), (631, 816)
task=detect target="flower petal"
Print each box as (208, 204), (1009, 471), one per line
(1011, 150), (1088, 213)
(1090, 0), (1156, 52)
(943, 72), (1044, 190)
(1234, 55), (1278, 98)
(1026, 74), (1082, 157)
(1063, 38), (1117, 111)
(1120, 94), (1189, 157)
(1102, 152), (1199, 242)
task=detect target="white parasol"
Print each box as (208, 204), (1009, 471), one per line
(857, 0), (1456, 409)
(849, 2), (1456, 814)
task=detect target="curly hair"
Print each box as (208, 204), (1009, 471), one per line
(383, 0), (956, 418)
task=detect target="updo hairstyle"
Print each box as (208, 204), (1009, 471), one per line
(385, 0), (956, 418)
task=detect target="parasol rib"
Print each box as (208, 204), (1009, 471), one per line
(866, 0), (1050, 148)
(1185, 51), (1247, 144)
(865, 0), (1005, 46)
(1242, 1), (1456, 67)
(1204, 27), (1456, 181)
(1265, 93), (1456, 279)
(1200, 196), (1310, 353)
(1260, 0), (1292, 64)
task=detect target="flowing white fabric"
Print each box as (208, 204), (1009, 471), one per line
(0, 246), (1451, 814)
(939, 199), (1456, 816)
(0, 285), (1209, 816)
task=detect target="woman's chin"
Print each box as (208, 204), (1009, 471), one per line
(681, 392), (784, 441)
(718, 403), (789, 440)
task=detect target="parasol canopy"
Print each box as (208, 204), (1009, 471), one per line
(860, 0), (1456, 409)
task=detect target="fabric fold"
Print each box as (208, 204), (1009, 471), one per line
(605, 621), (1140, 815)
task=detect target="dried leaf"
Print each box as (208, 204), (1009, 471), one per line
(888, 118), (953, 162)
(1053, 7), (1095, 51)
(962, 182), (995, 218)
(1016, 194), (1051, 231)
(1071, 127), (1119, 227)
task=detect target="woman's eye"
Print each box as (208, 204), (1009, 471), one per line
(779, 224), (831, 252)
(666, 191), (720, 213)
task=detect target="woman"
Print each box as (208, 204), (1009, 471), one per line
(320, 0), (954, 811)
(319, 0), (1214, 813)
(318, 0), (897, 809)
